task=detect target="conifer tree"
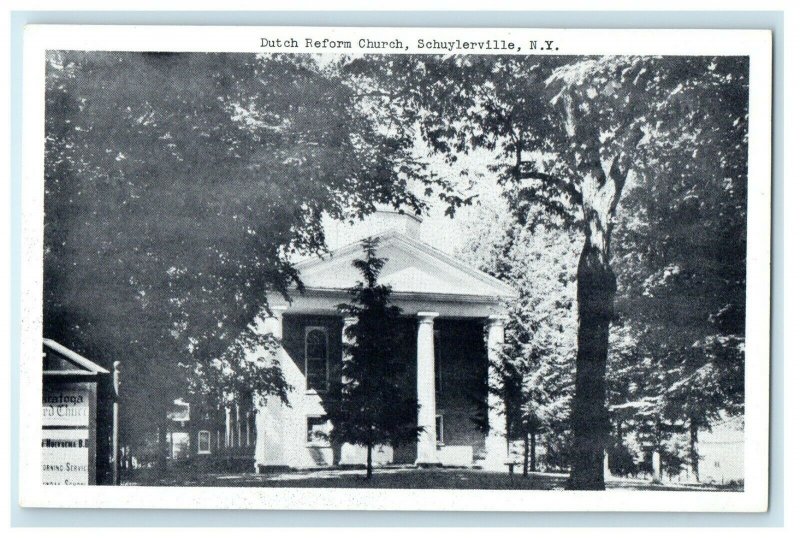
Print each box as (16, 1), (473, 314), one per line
(327, 238), (420, 479)
(458, 198), (578, 474)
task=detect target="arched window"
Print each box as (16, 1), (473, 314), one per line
(305, 327), (328, 392)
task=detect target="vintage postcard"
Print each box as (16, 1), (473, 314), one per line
(18, 25), (772, 511)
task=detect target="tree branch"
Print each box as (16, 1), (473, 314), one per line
(517, 167), (583, 206)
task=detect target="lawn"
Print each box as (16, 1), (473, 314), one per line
(123, 465), (741, 491)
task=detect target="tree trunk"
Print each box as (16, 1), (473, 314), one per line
(689, 418), (700, 482)
(523, 433), (530, 477)
(568, 241), (616, 489)
(568, 166), (623, 491)
(366, 441), (373, 480)
(530, 431), (536, 474)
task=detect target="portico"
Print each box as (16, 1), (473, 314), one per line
(251, 211), (515, 471)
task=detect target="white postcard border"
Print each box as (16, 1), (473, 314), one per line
(19, 25), (773, 512)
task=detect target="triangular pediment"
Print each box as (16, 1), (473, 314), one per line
(293, 231), (515, 300)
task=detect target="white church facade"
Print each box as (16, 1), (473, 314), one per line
(251, 210), (516, 471)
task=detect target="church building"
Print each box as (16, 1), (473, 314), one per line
(252, 210), (515, 471)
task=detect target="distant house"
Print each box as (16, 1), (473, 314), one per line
(164, 396), (256, 470)
(251, 210), (516, 471)
(165, 399), (191, 460)
(696, 414), (745, 485)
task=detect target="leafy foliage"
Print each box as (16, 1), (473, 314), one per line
(457, 198), (579, 470)
(44, 52), (434, 449)
(345, 54), (748, 485)
(605, 57), (748, 477)
(44, 51), (748, 483)
(185, 330), (291, 411)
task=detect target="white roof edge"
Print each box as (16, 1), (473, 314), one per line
(43, 339), (110, 374)
(298, 286), (513, 303)
(373, 207), (423, 223)
(293, 230), (517, 298)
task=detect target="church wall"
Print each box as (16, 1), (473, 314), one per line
(270, 314), (487, 468)
(277, 314), (344, 468)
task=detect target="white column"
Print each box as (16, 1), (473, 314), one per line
(253, 306), (288, 471)
(339, 316), (364, 466)
(485, 315), (509, 470)
(416, 312), (440, 466)
(652, 451), (662, 483)
(224, 407), (232, 448)
(245, 411), (251, 446)
(235, 402), (242, 448)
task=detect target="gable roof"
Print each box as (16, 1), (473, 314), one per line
(293, 230), (516, 301)
(43, 339), (110, 375)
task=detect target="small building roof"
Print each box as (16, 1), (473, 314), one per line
(43, 339), (110, 375)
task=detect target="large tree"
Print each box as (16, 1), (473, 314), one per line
(607, 53), (748, 480)
(345, 54), (748, 488)
(44, 52), (433, 457)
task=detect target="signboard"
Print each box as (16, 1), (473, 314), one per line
(41, 385), (95, 485)
(43, 388), (90, 427)
(41, 339), (111, 486)
(41, 429), (90, 485)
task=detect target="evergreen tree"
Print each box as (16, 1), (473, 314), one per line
(457, 198), (578, 474)
(327, 238), (421, 479)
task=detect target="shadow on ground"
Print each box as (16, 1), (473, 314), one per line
(123, 466), (741, 491)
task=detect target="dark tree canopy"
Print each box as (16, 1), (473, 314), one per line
(44, 51), (433, 445)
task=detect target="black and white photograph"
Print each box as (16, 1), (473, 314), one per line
(18, 25), (772, 512)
